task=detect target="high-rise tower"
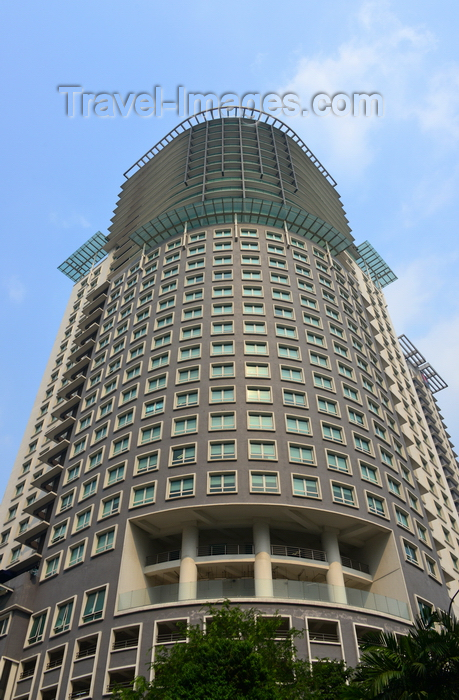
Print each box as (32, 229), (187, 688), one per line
(1, 110), (459, 700)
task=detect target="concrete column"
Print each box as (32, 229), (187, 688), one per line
(179, 523), (198, 601)
(321, 528), (347, 604)
(253, 520), (273, 597)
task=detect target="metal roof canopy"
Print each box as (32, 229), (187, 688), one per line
(123, 107), (337, 187)
(129, 197), (352, 258)
(58, 232), (108, 282)
(398, 334), (448, 393)
(355, 240), (397, 288)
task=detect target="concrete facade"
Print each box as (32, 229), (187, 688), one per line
(1, 113), (459, 700)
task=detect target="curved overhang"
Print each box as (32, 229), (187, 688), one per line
(105, 109), (355, 270)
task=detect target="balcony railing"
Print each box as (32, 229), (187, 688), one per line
(19, 668), (35, 679)
(112, 638), (138, 650)
(271, 545), (326, 562)
(46, 657), (64, 669)
(146, 550), (181, 566)
(75, 646), (97, 659)
(341, 556), (370, 574)
(118, 579), (410, 619)
(106, 681), (134, 692)
(156, 632), (187, 643)
(198, 544), (254, 556)
(309, 632), (340, 643)
(144, 546), (369, 573)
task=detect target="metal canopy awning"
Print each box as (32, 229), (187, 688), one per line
(58, 231), (108, 282)
(356, 240), (397, 288)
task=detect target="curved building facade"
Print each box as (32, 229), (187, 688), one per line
(1, 112), (459, 700)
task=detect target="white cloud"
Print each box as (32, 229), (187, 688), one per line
(278, 1), (459, 177)
(3, 276), (26, 303)
(383, 255), (459, 333)
(49, 211), (91, 229)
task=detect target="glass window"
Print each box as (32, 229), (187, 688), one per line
(102, 495), (120, 518)
(68, 543), (85, 566)
(209, 441), (236, 460)
(210, 387), (235, 403)
(318, 397), (338, 415)
(283, 390), (307, 408)
(250, 472), (279, 493)
(286, 416), (311, 435)
(281, 366), (303, 382)
(293, 476), (319, 498)
(278, 345), (300, 360)
(176, 390), (198, 408)
(75, 510), (91, 532)
(354, 435), (372, 453)
(95, 529), (115, 554)
(360, 462), (378, 484)
(168, 476), (194, 499)
(133, 485), (155, 507)
(247, 386), (272, 403)
(248, 413), (274, 430)
(210, 412), (236, 431)
(82, 589), (106, 623)
(327, 452), (349, 472)
(171, 445), (196, 465)
(211, 341), (234, 355)
(107, 465), (125, 485)
(212, 321), (234, 334)
(313, 373), (333, 390)
(136, 452), (159, 473)
(209, 473), (236, 493)
(177, 367), (200, 383)
(140, 424), (161, 444)
(248, 441), (276, 460)
(246, 363), (269, 378)
(276, 324), (297, 339)
(289, 444), (314, 464)
(244, 321), (266, 334)
(404, 541), (419, 564)
(332, 483), (355, 506)
(28, 613), (47, 644)
(173, 417), (197, 435)
(151, 352), (169, 369)
(211, 363), (235, 378)
(367, 495), (385, 516)
(45, 555), (60, 578)
(54, 601), (74, 634)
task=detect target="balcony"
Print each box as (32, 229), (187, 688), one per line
(31, 464), (63, 490)
(23, 490), (56, 515)
(77, 307), (102, 331)
(146, 550), (181, 566)
(38, 440), (69, 466)
(67, 338), (95, 365)
(62, 358), (90, 383)
(85, 280), (109, 304)
(76, 322), (99, 345)
(271, 545), (326, 563)
(341, 556), (370, 574)
(144, 544), (369, 574)
(82, 293), (107, 317)
(44, 416), (75, 442)
(118, 579), (410, 620)
(51, 393), (81, 420)
(15, 516), (49, 545)
(57, 375), (86, 400)
(198, 544), (255, 557)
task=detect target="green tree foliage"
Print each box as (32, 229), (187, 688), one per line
(346, 610), (459, 700)
(112, 602), (350, 700)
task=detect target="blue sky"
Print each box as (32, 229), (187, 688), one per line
(1, 0), (459, 499)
